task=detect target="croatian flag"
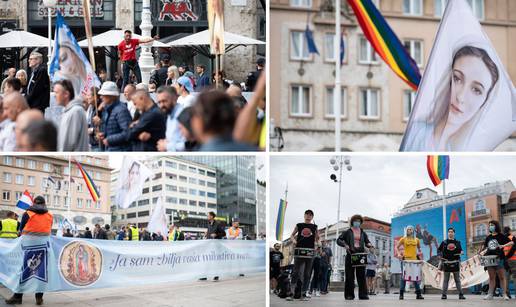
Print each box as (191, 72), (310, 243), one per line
(16, 190), (33, 210)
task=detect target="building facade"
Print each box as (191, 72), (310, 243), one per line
(256, 179), (266, 237)
(270, 0), (516, 151)
(0, 0), (265, 83)
(183, 156), (258, 236)
(111, 156), (217, 238)
(0, 155), (112, 231)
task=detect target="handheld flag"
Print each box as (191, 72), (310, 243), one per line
(347, 0), (421, 90)
(147, 198), (168, 237)
(275, 199), (287, 241)
(115, 157), (153, 209)
(400, 0), (516, 151)
(304, 25), (319, 55)
(340, 35), (345, 66)
(16, 190), (33, 210)
(427, 155), (450, 186)
(49, 12), (100, 97)
(74, 160), (100, 202)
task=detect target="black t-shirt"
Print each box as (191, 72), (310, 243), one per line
(484, 233), (510, 258)
(438, 239), (462, 261)
(295, 223), (317, 249)
(270, 250), (284, 271)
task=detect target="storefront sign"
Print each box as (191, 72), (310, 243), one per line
(37, 0), (104, 18)
(0, 9), (17, 19)
(159, 0), (199, 21)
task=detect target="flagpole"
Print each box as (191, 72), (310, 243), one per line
(68, 156), (72, 219)
(442, 179), (446, 241)
(334, 0), (341, 152)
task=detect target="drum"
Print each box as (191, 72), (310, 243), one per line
(294, 247), (314, 258)
(350, 253), (368, 267)
(441, 259), (460, 272)
(402, 260), (423, 282)
(480, 255), (500, 267)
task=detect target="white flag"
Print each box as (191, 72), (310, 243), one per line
(115, 157), (152, 209)
(400, 0), (516, 151)
(147, 198), (168, 237)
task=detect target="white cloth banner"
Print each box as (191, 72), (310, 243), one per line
(400, 0), (516, 151)
(147, 198), (168, 237)
(0, 237), (265, 293)
(115, 157), (152, 209)
(422, 255), (488, 290)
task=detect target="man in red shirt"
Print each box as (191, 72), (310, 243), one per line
(118, 30), (157, 89)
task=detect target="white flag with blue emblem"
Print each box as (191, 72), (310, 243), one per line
(49, 12), (100, 97)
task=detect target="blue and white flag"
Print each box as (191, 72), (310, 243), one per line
(49, 12), (100, 97)
(304, 25), (319, 55)
(340, 35), (345, 66)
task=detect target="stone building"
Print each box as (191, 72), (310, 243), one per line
(270, 0), (516, 151)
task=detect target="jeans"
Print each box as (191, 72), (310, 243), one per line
(290, 257), (314, 296)
(345, 254), (368, 299)
(320, 261), (330, 292)
(442, 271), (462, 295)
(310, 258), (321, 291)
(399, 261), (421, 293)
(122, 60), (142, 89)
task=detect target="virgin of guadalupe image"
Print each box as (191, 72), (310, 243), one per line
(402, 42), (502, 151)
(76, 244), (90, 282)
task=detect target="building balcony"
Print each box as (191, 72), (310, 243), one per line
(468, 208), (491, 220)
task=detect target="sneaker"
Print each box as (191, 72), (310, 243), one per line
(5, 296), (22, 305)
(484, 294), (494, 300)
(503, 295), (510, 301)
(315, 290), (320, 297)
(286, 296), (294, 301)
(441, 294), (447, 300)
(36, 297), (43, 305)
(416, 293), (424, 300)
(459, 294), (466, 300)
(399, 293), (404, 300)
(305, 292), (311, 298)
(301, 295), (310, 301)
(213, 276), (219, 281)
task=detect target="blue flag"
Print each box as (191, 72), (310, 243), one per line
(49, 12), (100, 97)
(340, 35), (345, 66)
(304, 25), (319, 55)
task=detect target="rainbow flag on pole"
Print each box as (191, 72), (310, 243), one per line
(427, 155), (450, 186)
(275, 199), (287, 241)
(74, 160), (100, 202)
(347, 0), (421, 90)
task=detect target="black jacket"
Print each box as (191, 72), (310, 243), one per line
(127, 104), (166, 151)
(83, 230), (93, 239)
(26, 64), (50, 112)
(152, 65), (170, 87)
(207, 221), (226, 239)
(337, 228), (371, 254)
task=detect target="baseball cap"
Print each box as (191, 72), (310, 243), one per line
(177, 76), (194, 93)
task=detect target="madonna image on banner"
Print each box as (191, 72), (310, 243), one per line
(400, 0), (516, 152)
(114, 157), (152, 209)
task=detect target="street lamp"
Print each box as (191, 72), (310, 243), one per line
(42, 0), (57, 70)
(139, 0), (154, 84)
(329, 155), (352, 281)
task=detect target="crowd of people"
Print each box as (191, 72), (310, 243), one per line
(0, 31), (266, 152)
(269, 211), (516, 302)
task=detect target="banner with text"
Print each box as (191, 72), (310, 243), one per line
(0, 237), (265, 293)
(422, 254), (488, 290)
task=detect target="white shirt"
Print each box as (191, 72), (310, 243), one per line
(177, 94), (196, 108)
(0, 120), (16, 151)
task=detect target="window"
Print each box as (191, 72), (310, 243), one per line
(179, 164), (187, 171)
(166, 173), (177, 180)
(403, 0), (422, 15)
(324, 33), (335, 62)
(3, 156), (12, 165)
(188, 166), (196, 173)
(290, 0), (311, 8)
(64, 197), (70, 207)
(434, 0), (447, 16)
(189, 200), (197, 206)
(359, 88), (380, 119)
(403, 90), (417, 121)
(207, 171), (216, 178)
(15, 158), (24, 167)
(290, 31), (310, 61)
(208, 203), (217, 209)
(475, 199), (486, 211)
(154, 173), (162, 180)
(475, 223), (487, 236)
(179, 187), (187, 194)
(142, 187), (149, 194)
(64, 167), (70, 175)
(199, 191), (206, 197)
(179, 176), (187, 183)
(198, 180), (206, 186)
(77, 183), (83, 192)
(404, 39), (423, 66)
(3, 172), (12, 183)
(189, 189), (197, 196)
(189, 177), (197, 184)
(325, 87), (347, 118)
(28, 176), (35, 186)
(95, 172), (101, 180)
(86, 200), (92, 208)
(207, 192), (216, 199)
(198, 169), (206, 175)
(152, 185), (162, 192)
(2, 191), (10, 201)
(467, 0), (484, 20)
(43, 163), (50, 172)
(27, 160), (36, 169)
(53, 195), (60, 207)
(127, 213), (137, 219)
(166, 161), (177, 168)
(139, 211), (149, 217)
(15, 174), (24, 185)
(179, 199), (187, 205)
(166, 197), (178, 204)
(291, 85), (311, 116)
(511, 218), (516, 230)
(358, 36), (378, 64)
(199, 201), (206, 207)
(207, 182), (216, 188)
(77, 199), (83, 208)
(152, 197), (158, 204)
(166, 185), (177, 192)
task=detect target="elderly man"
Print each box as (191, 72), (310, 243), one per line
(26, 52), (50, 112)
(0, 96), (8, 134)
(15, 109), (43, 147)
(54, 79), (88, 151)
(0, 67), (16, 94)
(93, 81), (131, 151)
(155, 86), (185, 152)
(0, 93), (28, 151)
(176, 76), (195, 107)
(126, 89), (166, 151)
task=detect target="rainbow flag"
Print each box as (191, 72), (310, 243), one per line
(427, 155), (450, 186)
(275, 199), (287, 241)
(347, 0), (421, 90)
(74, 160), (100, 202)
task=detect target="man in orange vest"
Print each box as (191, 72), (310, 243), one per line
(503, 226), (516, 298)
(227, 218), (243, 240)
(5, 196), (52, 306)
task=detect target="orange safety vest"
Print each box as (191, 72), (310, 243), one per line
(228, 227), (241, 239)
(504, 235), (516, 261)
(21, 211), (53, 236)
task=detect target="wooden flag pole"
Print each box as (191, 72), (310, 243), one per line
(82, 0), (98, 117)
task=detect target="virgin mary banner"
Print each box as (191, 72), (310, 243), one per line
(115, 156), (152, 209)
(422, 255), (488, 290)
(0, 237), (265, 293)
(400, 0), (516, 151)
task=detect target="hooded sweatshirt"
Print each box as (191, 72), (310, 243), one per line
(58, 97), (89, 151)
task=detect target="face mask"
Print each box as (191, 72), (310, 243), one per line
(489, 225), (496, 233)
(352, 221), (361, 228)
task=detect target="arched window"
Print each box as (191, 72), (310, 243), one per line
(475, 224), (487, 237)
